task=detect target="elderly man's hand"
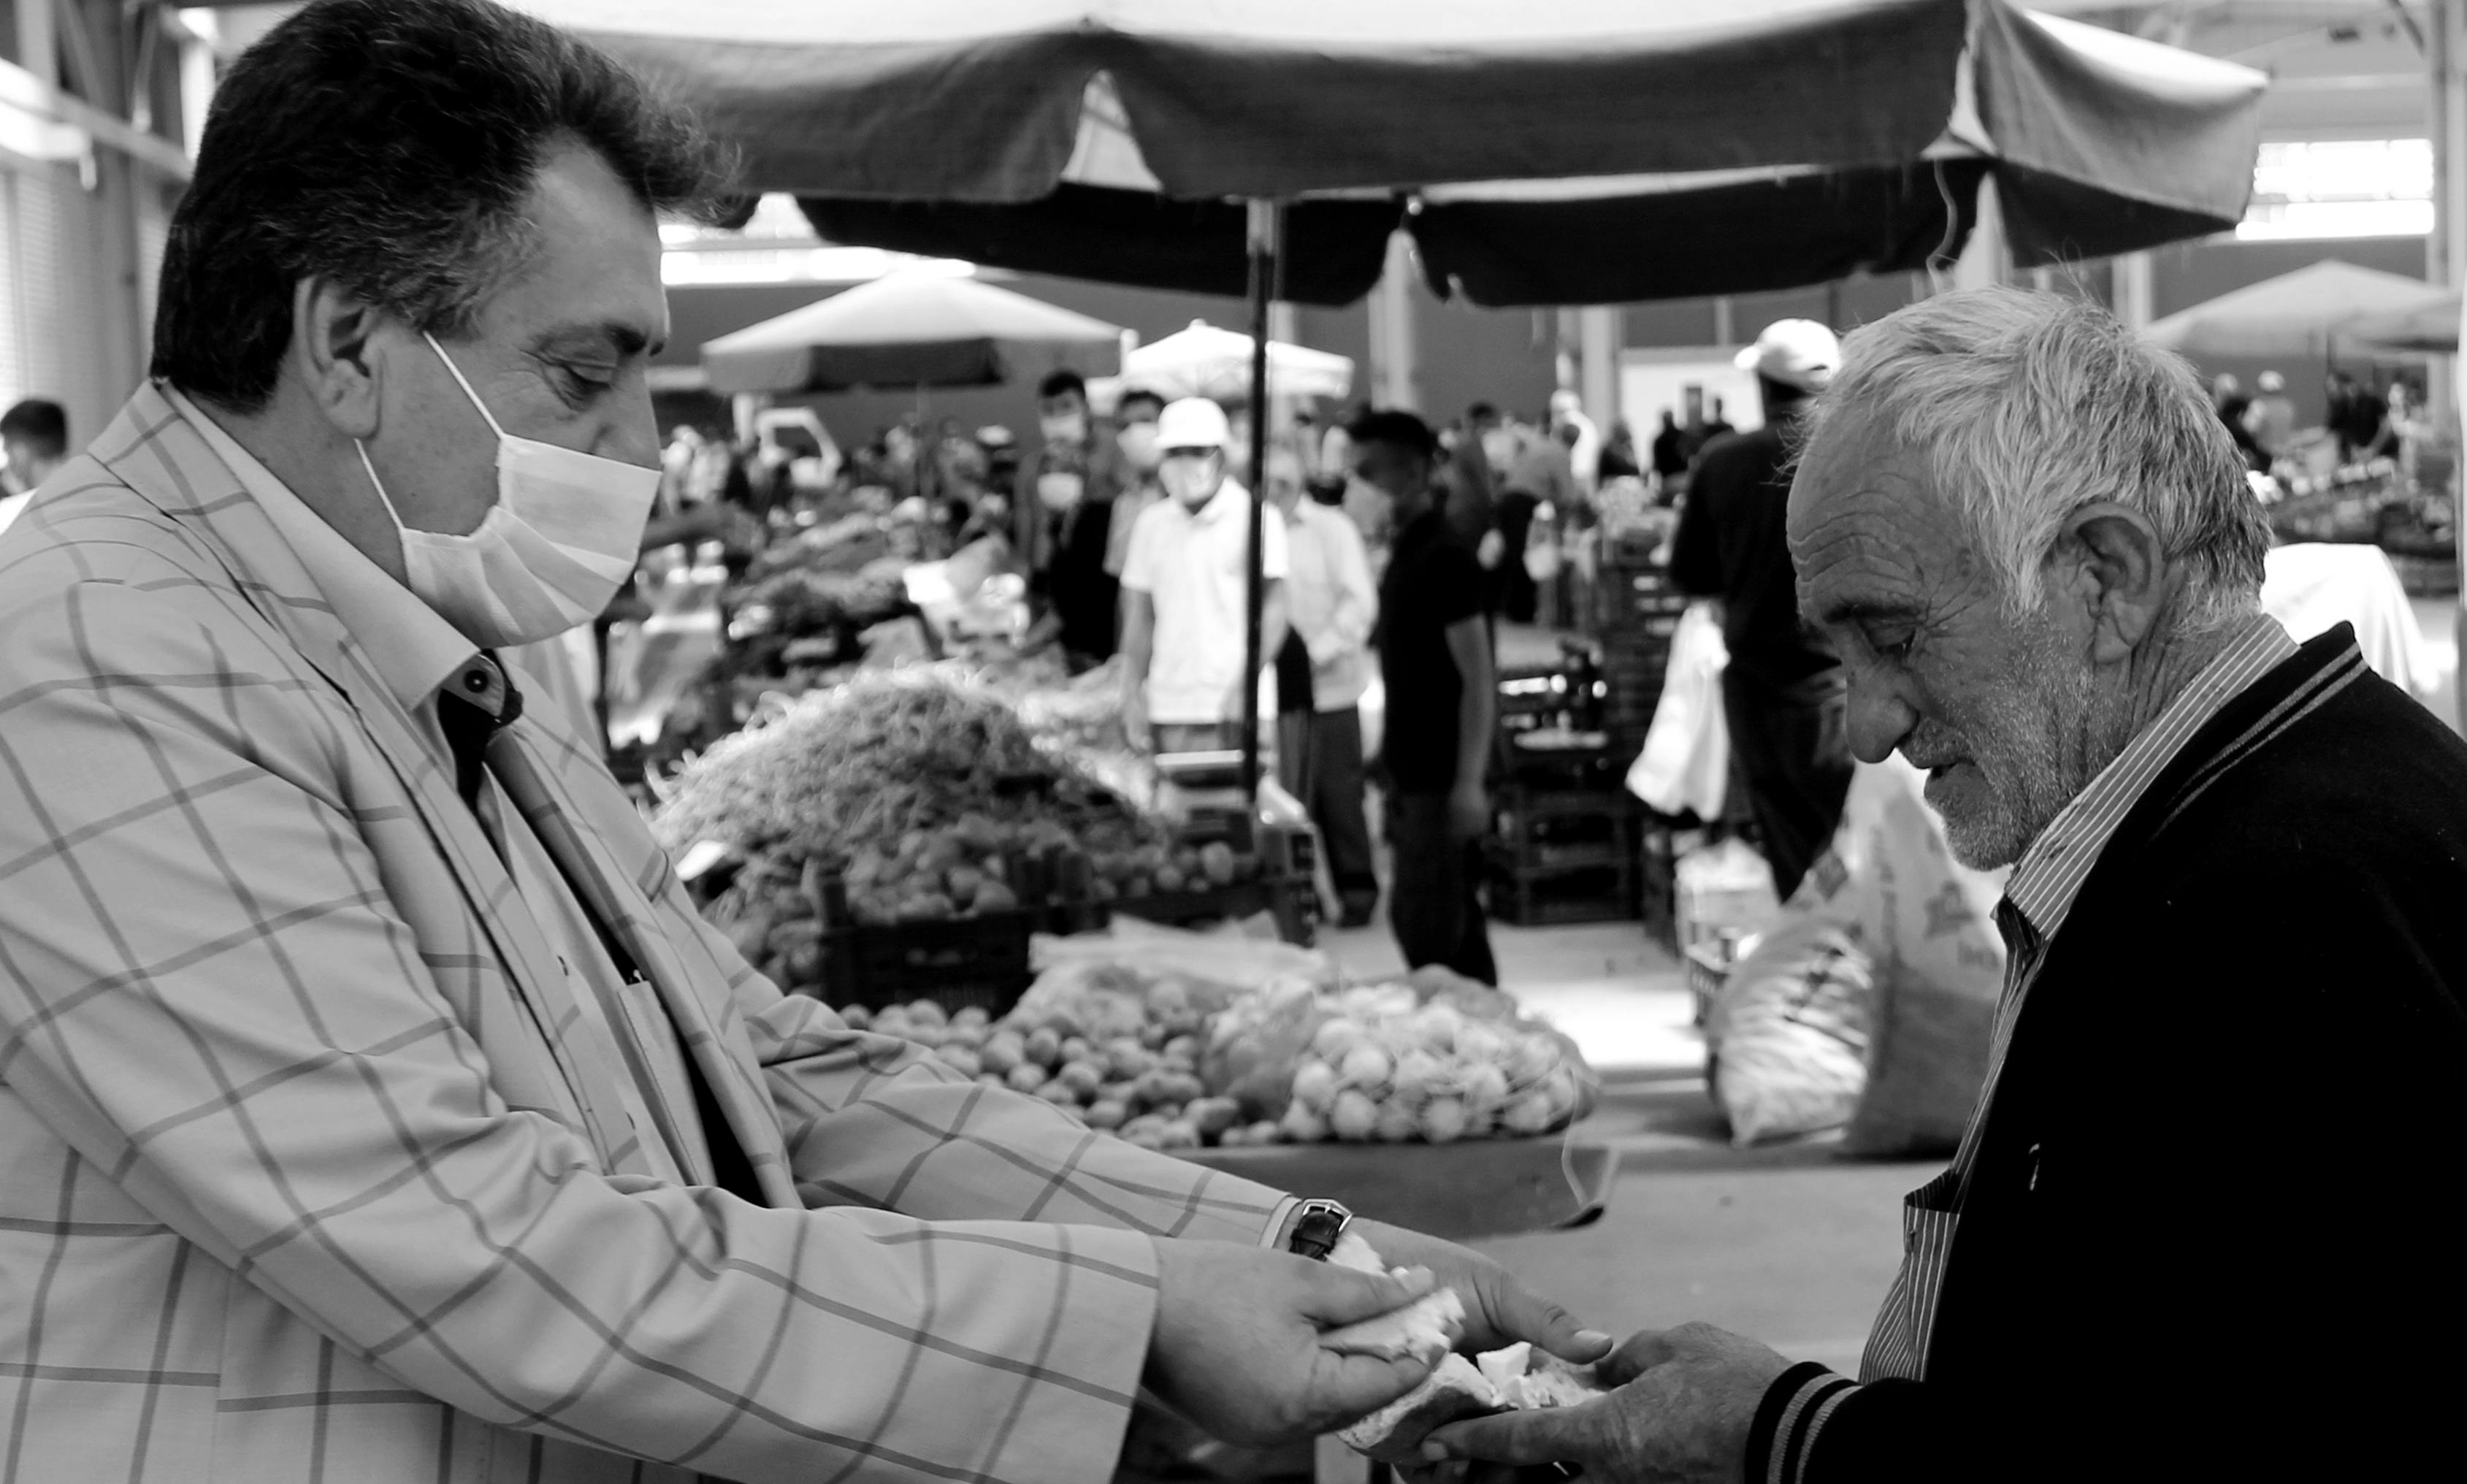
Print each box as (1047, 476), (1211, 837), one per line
(1351, 1219), (1612, 1364)
(1420, 1323), (1793, 1483)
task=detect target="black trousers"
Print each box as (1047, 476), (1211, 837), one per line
(1721, 667), (1854, 903)
(1277, 706), (1379, 917)
(1491, 491), (1540, 623)
(1385, 790), (1498, 985)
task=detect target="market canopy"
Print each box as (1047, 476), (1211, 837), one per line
(2347, 291), (2466, 356)
(539, 0), (2268, 306)
(2143, 261), (2455, 362)
(698, 271), (1126, 394)
(1106, 321), (1354, 404)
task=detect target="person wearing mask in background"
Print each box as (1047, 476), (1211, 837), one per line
(1266, 445), (1383, 928)
(0, 397), (69, 533)
(2210, 372), (2265, 473)
(2246, 369), (2296, 458)
(1598, 418), (1643, 484)
(1669, 320), (1854, 900)
(1443, 402), (1503, 552)
(1496, 415), (1582, 624)
(0, 5), (1611, 1477)
(2328, 370), (2387, 463)
(1104, 385), (1167, 581)
(1550, 388), (1602, 491)
(1650, 407), (1689, 498)
(1014, 368), (1126, 670)
(1351, 408), (1499, 984)
(1120, 397), (1290, 753)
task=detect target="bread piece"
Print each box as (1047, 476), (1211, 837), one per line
(1337, 1354), (1505, 1464)
(1320, 1285), (1467, 1366)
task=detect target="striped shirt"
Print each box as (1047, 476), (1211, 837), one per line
(1754, 613), (2299, 1484)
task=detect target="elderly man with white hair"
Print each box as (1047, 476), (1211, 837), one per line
(1423, 288), (2467, 1484)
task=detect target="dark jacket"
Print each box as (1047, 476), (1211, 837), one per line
(1771, 628), (2467, 1482)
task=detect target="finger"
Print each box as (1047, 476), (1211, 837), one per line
(1597, 1328), (1683, 1386)
(1423, 1396), (1611, 1469)
(1309, 1347), (1441, 1433)
(1301, 1261), (1441, 1328)
(1469, 1271), (1613, 1364)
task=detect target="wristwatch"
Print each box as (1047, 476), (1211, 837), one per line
(1285, 1198), (1352, 1261)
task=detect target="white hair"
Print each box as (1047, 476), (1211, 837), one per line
(1803, 286), (2268, 633)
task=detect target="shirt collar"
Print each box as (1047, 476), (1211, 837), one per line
(164, 385), (483, 716)
(2003, 613), (2299, 943)
(1188, 478), (1251, 525)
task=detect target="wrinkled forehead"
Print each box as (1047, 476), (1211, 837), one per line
(1787, 418), (1971, 621)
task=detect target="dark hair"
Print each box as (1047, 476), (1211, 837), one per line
(1117, 386), (1167, 417)
(1347, 408), (1439, 464)
(152, 0), (730, 411)
(1466, 401), (1500, 423)
(1037, 369), (1088, 402)
(1, 399), (68, 457)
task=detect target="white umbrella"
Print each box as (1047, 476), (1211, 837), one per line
(699, 272), (1125, 394)
(2144, 261), (2455, 362)
(1109, 321), (1354, 404)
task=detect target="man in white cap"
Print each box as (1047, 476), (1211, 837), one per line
(1120, 396), (1290, 752)
(1668, 318), (1853, 900)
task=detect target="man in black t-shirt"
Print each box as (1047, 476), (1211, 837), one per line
(1352, 409), (1499, 984)
(1669, 321), (1854, 900)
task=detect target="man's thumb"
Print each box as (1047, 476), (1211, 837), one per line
(1303, 1261), (1442, 1329)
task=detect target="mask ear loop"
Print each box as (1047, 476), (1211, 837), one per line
(355, 440), (413, 528)
(422, 331), (510, 440)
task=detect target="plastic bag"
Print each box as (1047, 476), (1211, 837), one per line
(1706, 916), (1874, 1146)
(1799, 757), (2007, 1157)
(1626, 601), (1729, 819)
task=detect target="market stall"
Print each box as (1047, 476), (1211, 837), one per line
(516, 0), (2266, 807)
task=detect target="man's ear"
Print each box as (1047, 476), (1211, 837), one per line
(291, 278), (384, 441)
(2054, 502), (2169, 665)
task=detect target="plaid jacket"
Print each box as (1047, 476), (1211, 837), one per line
(0, 385), (1286, 1483)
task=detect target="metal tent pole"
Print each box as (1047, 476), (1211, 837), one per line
(1239, 199), (1281, 806)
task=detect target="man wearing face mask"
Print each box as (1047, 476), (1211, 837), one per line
(1012, 368), (1126, 670)
(1120, 397), (1291, 753)
(0, 4), (1611, 1479)
(1104, 385), (1169, 580)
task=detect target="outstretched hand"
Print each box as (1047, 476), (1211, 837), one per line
(1350, 1219), (1613, 1364)
(1147, 1239), (1445, 1447)
(1420, 1323), (1794, 1483)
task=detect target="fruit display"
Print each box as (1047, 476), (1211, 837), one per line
(834, 957), (1594, 1150)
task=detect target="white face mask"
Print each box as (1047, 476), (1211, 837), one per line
(1160, 451), (1223, 508)
(1117, 421), (1162, 473)
(356, 332), (659, 649)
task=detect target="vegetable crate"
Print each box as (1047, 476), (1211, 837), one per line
(1637, 815), (1706, 955)
(1493, 786), (1643, 870)
(813, 912), (1039, 1017)
(1485, 860), (1639, 926)
(1060, 873), (1320, 946)
(1486, 787), (1642, 925)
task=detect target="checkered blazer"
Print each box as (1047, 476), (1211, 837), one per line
(0, 385), (1286, 1483)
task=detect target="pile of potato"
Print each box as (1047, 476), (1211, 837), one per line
(839, 992), (1280, 1152)
(840, 971), (1593, 1152)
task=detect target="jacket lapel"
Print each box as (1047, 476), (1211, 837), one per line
(485, 723), (795, 1204)
(91, 387), (651, 1174)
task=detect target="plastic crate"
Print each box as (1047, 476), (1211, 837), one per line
(1485, 860), (1639, 926)
(808, 912), (1039, 1017)
(1082, 873), (1319, 945)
